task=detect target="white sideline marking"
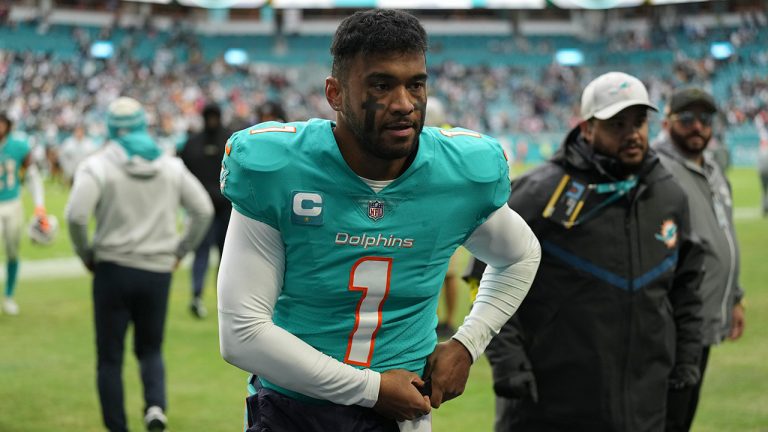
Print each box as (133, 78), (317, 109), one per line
(0, 255), (198, 281)
(2, 211), (762, 282)
(734, 207), (763, 221)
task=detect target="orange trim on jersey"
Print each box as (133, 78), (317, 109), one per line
(344, 256), (392, 368)
(439, 129), (482, 138)
(249, 126), (297, 134)
(225, 143), (232, 155)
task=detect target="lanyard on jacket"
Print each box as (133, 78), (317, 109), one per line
(543, 174), (638, 229)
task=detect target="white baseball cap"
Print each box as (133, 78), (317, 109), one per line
(580, 72), (658, 121)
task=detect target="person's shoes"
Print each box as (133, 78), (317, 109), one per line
(189, 298), (207, 319)
(2, 298), (19, 316)
(436, 322), (455, 340)
(144, 406), (167, 431)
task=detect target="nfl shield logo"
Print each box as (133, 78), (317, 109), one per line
(368, 200), (384, 221)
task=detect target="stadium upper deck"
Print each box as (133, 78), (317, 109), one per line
(0, 1), (766, 166)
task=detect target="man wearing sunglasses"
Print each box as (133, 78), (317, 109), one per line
(652, 87), (747, 432)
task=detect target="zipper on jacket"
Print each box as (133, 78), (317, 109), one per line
(621, 181), (647, 430)
(720, 216), (737, 329)
(626, 214), (635, 293)
(707, 169), (737, 335)
(621, 206), (634, 432)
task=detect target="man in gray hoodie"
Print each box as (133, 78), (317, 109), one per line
(652, 87), (746, 432)
(66, 97), (213, 432)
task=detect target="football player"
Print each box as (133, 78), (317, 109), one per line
(217, 9), (541, 432)
(0, 112), (51, 316)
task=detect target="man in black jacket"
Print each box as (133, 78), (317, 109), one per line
(486, 72), (704, 432)
(180, 103), (232, 319)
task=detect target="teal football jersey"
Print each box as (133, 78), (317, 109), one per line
(221, 119), (509, 399)
(0, 133), (31, 202)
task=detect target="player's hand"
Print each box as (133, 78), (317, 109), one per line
(668, 363), (700, 390)
(728, 302), (745, 340)
(82, 258), (94, 273)
(423, 338), (472, 408)
(374, 369), (431, 422)
(34, 206), (51, 233)
(81, 251), (95, 273)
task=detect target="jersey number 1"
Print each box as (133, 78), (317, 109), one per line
(344, 257), (392, 367)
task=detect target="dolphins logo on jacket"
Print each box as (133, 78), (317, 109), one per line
(655, 219), (678, 249)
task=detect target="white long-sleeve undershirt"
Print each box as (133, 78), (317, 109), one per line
(218, 204), (540, 407)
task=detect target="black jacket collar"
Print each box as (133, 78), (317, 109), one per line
(552, 125), (664, 184)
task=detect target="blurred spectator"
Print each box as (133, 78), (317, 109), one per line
(256, 100), (287, 123)
(58, 124), (100, 185)
(155, 112), (187, 156)
(179, 102), (232, 319)
(0, 1), (9, 26)
(0, 17), (767, 167)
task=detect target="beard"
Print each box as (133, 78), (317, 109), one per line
(342, 96), (421, 161)
(669, 127), (710, 157)
(588, 138), (647, 178)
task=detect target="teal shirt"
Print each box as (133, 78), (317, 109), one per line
(0, 133), (31, 202)
(221, 119), (509, 399)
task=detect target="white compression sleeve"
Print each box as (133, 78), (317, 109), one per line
(217, 209), (381, 407)
(25, 163), (45, 208)
(452, 205), (541, 361)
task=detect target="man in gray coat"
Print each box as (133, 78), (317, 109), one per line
(652, 87), (746, 432)
(758, 140), (768, 217)
(66, 97), (214, 432)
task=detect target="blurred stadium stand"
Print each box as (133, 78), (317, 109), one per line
(0, 0), (766, 166)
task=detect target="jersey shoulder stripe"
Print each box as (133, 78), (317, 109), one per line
(225, 121), (309, 173)
(424, 126), (508, 183)
(220, 119), (331, 228)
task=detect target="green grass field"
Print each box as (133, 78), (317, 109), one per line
(1, 168), (766, 431)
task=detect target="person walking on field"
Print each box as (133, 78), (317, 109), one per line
(0, 112), (53, 316)
(652, 87), (746, 432)
(485, 72), (704, 432)
(66, 97), (213, 432)
(180, 102), (232, 319)
(216, 9), (541, 432)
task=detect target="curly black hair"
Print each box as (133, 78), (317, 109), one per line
(330, 9), (427, 80)
(0, 112), (11, 133)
